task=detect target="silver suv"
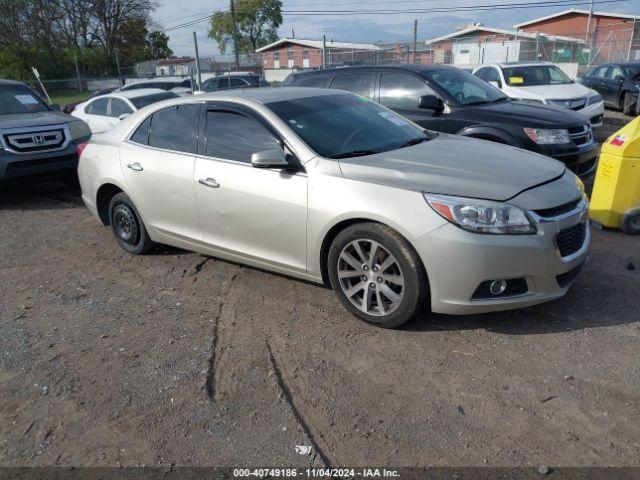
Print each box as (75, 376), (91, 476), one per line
(0, 79), (91, 183)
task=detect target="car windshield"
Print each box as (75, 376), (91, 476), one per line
(502, 65), (573, 86)
(421, 69), (507, 106)
(130, 92), (179, 109)
(622, 64), (640, 79)
(267, 93), (432, 158)
(0, 85), (49, 114)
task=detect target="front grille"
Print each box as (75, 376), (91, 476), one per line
(2, 128), (66, 153)
(534, 198), (581, 218)
(549, 98), (587, 111)
(568, 124), (593, 146)
(556, 222), (587, 258)
(557, 262), (585, 288)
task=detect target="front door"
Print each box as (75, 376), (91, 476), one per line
(194, 107), (307, 272)
(120, 103), (203, 242)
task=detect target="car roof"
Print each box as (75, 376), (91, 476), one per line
(109, 88), (170, 99)
(493, 61), (555, 68)
(0, 79), (27, 87)
(292, 64), (458, 77)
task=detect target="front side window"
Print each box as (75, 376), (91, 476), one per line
(148, 104), (200, 153)
(230, 78), (248, 88)
(267, 93), (431, 159)
(88, 97), (109, 115)
(205, 110), (281, 163)
(422, 69), (506, 106)
(0, 85), (49, 114)
(293, 73), (333, 88)
(379, 72), (437, 109)
(484, 68), (501, 85)
(588, 66), (608, 78)
(330, 73), (374, 98)
(109, 98), (133, 117)
(501, 65), (573, 86)
(605, 66), (624, 80)
(622, 64), (640, 79)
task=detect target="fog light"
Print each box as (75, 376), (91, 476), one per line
(489, 279), (507, 295)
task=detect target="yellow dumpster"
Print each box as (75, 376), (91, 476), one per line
(589, 115), (640, 235)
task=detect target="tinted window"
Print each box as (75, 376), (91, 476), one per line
(267, 93), (432, 159)
(484, 67), (501, 85)
(422, 69), (506, 106)
(205, 110), (281, 163)
(109, 98), (132, 117)
(293, 73), (332, 88)
(148, 104), (200, 153)
(130, 116), (152, 145)
(218, 78), (230, 89)
(202, 79), (218, 92)
(89, 97), (109, 115)
(622, 64), (640, 78)
(605, 66), (624, 80)
(0, 85), (49, 114)
(330, 73), (373, 97)
(588, 66), (608, 78)
(230, 78), (247, 87)
(379, 72), (436, 109)
(130, 92), (178, 109)
(474, 67), (491, 81)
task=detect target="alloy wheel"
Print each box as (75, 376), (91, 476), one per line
(337, 238), (404, 316)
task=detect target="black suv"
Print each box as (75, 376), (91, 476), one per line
(286, 65), (599, 178)
(577, 62), (640, 115)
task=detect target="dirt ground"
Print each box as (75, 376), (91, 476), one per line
(1, 114), (639, 469)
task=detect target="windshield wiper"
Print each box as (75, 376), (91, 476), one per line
(399, 137), (431, 148)
(329, 149), (378, 159)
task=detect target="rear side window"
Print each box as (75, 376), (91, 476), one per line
(130, 116), (152, 145)
(293, 74), (333, 88)
(205, 110), (280, 163)
(330, 73), (374, 98)
(230, 78), (247, 88)
(109, 98), (133, 117)
(379, 72), (436, 109)
(148, 104), (200, 153)
(87, 97), (108, 115)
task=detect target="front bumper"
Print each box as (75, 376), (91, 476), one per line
(0, 143), (79, 182)
(546, 142), (599, 179)
(576, 101), (605, 127)
(416, 207), (590, 315)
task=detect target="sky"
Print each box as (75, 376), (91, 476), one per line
(152, 0), (638, 58)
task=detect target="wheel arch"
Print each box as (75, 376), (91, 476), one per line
(96, 183), (124, 226)
(456, 125), (518, 146)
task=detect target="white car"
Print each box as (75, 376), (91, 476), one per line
(473, 62), (605, 128)
(72, 89), (178, 133)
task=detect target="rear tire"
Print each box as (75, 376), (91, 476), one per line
(108, 192), (154, 254)
(622, 92), (636, 116)
(327, 222), (429, 328)
(621, 208), (640, 236)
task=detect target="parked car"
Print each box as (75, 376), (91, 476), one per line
(62, 87), (118, 114)
(119, 77), (193, 94)
(71, 89), (178, 133)
(285, 65), (599, 179)
(0, 79), (91, 184)
(199, 74), (261, 92)
(78, 88), (589, 328)
(473, 62), (604, 127)
(577, 62), (640, 115)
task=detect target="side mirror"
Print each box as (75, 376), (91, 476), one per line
(418, 94), (444, 112)
(118, 113), (131, 120)
(49, 103), (61, 111)
(251, 148), (290, 169)
(488, 80), (501, 89)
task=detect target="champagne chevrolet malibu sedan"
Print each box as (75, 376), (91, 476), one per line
(78, 88), (589, 328)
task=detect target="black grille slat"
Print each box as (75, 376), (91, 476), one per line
(556, 223), (587, 258)
(534, 198), (581, 218)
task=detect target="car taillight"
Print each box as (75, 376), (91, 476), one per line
(77, 142), (89, 158)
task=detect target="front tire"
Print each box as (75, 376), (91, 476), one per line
(622, 92), (637, 116)
(108, 192), (154, 254)
(621, 208), (640, 235)
(327, 222), (429, 328)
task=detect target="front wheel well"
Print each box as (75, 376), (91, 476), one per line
(96, 183), (123, 225)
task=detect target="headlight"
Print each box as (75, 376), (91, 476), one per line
(588, 94), (602, 105)
(68, 120), (91, 141)
(524, 128), (570, 145)
(424, 194), (537, 235)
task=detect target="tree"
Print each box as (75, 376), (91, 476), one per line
(208, 0), (282, 55)
(146, 30), (172, 59)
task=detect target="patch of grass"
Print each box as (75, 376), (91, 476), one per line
(49, 91), (91, 107)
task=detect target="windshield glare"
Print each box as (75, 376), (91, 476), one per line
(421, 69), (506, 106)
(267, 94), (429, 158)
(0, 85), (49, 114)
(130, 92), (179, 109)
(502, 65), (573, 86)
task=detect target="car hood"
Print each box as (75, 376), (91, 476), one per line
(461, 99), (586, 128)
(508, 82), (591, 100)
(337, 133), (566, 201)
(0, 111), (77, 129)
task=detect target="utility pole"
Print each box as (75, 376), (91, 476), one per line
(193, 31), (203, 91)
(413, 19), (418, 64)
(115, 49), (122, 87)
(230, 0), (241, 70)
(322, 34), (327, 69)
(585, 0), (594, 63)
(73, 53), (82, 92)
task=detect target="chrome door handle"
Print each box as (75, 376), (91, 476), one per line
(127, 162), (143, 172)
(199, 178), (220, 188)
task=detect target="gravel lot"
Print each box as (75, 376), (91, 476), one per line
(1, 112), (639, 468)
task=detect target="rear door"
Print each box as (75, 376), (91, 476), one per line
(602, 65), (625, 106)
(120, 103), (203, 242)
(193, 104), (307, 271)
(377, 70), (444, 131)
